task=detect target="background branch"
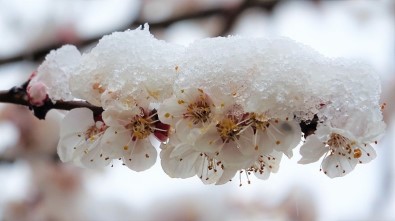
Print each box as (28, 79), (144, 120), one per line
(0, 0), (279, 65)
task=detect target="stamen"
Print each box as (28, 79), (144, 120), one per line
(245, 170), (251, 184)
(239, 171), (243, 187)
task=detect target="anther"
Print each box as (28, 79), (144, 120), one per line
(353, 148), (362, 158)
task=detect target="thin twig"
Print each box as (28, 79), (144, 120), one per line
(0, 89), (103, 119)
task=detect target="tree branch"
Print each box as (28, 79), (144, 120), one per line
(0, 88), (103, 120)
(0, 85), (317, 137)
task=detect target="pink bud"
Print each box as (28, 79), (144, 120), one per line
(27, 81), (48, 106)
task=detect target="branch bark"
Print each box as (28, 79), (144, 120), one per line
(0, 88), (103, 119)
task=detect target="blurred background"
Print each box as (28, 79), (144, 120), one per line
(0, 0), (394, 220)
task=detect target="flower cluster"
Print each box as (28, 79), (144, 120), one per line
(29, 25), (385, 185)
(158, 88), (300, 184)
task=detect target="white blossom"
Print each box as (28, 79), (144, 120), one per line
(159, 89), (300, 184)
(57, 108), (111, 169)
(299, 111), (385, 178)
(250, 150), (283, 180)
(100, 99), (165, 172)
(248, 113), (302, 158)
(158, 88), (214, 128)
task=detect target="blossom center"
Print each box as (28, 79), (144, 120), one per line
(126, 116), (154, 140)
(216, 116), (244, 142)
(327, 133), (356, 155)
(84, 122), (107, 141)
(249, 113), (270, 131)
(183, 95), (211, 124)
(92, 82), (105, 94)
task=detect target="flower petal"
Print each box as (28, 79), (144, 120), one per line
(321, 154), (358, 178)
(157, 96), (185, 125)
(101, 127), (131, 158)
(175, 120), (200, 143)
(218, 143), (253, 169)
(255, 129), (274, 155)
(60, 108), (94, 137)
(236, 127), (258, 156)
(357, 144), (376, 164)
(266, 150), (283, 173)
(57, 139), (81, 162)
(77, 139), (111, 169)
(123, 139), (157, 172)
(170, 143), (193, 158)
(160, 146), (200, 179)
(267, 120), (301, 158)
(193, 124), (222, 153)
(177, 88), (202, 103)
(254, 151), (283, 180)
(198, 161), (223, 185)
(215, 168), (237, 185)
(254, 168), (270, 180)
(298, 135), (327, 164)
(102, 107), (140, 127)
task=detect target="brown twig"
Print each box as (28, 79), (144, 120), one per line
(300, 115), (319, 138)
(0, 88), (103, 120)
(216, 0), (278, 36)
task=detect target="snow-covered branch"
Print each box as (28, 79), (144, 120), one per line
(0, 24), (386, 185)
